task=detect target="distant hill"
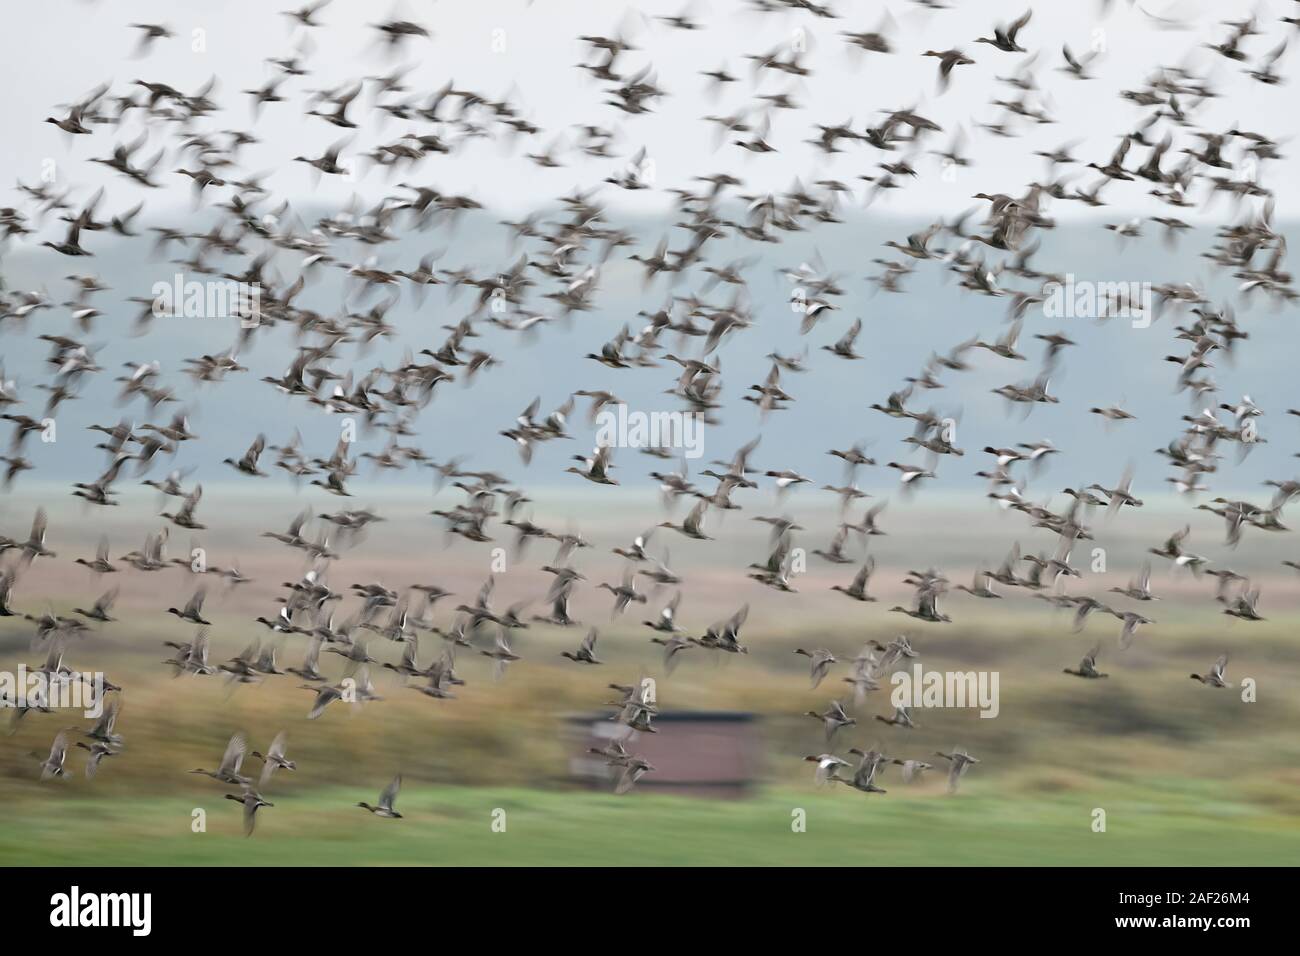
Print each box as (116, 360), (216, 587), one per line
(2, 211), (1296, 495)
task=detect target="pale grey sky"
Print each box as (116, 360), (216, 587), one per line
(1, 0), (1292, 222)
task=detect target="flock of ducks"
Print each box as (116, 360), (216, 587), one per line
(2, 1), (1298, 834)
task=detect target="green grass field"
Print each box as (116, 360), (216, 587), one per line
(3, 494), (1298, 866)
(3, 779), (1296, 866)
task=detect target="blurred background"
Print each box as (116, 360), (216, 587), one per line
(2, 486), (1297, 865)
(1, 0), (1299, 864)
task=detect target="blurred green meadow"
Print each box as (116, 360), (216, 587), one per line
(4, 781), (1298, 866)
(1, 489), (1298, 865)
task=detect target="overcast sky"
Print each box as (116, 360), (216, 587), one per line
(1, 0), (1293, 222)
